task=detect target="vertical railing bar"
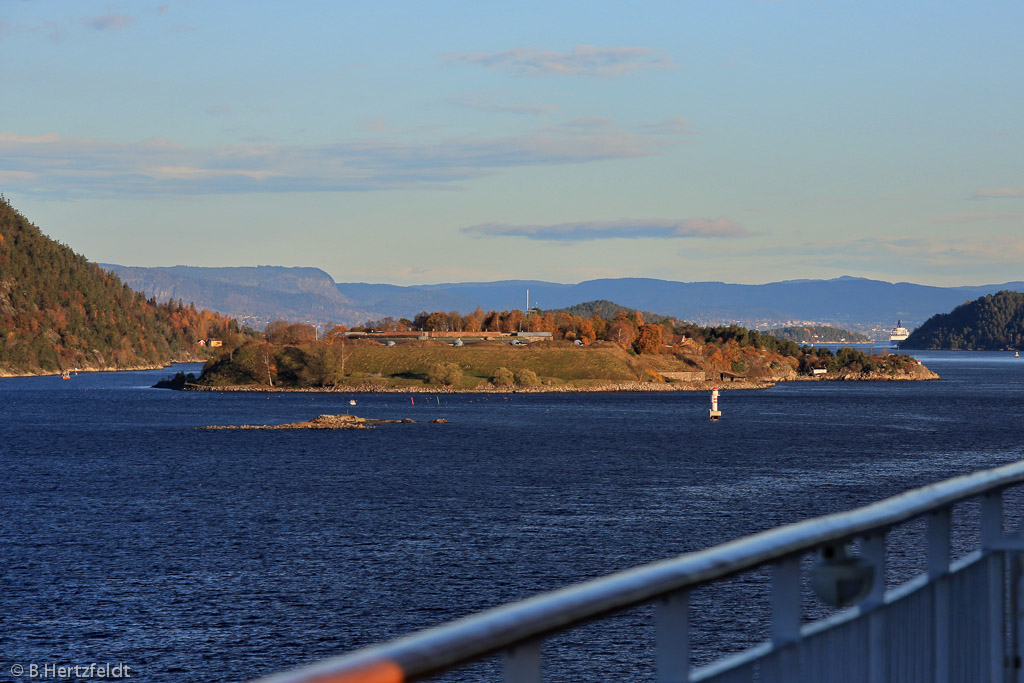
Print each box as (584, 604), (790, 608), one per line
(983, 490), (1005, 548)
(929, 506), (952, 683)
(862, 531), (887, 681)
(503, 640), (542, 683)
(762, 555), (801, 683)
(655, 590), (690, 683)
(928, 507), (952, 578)
(982, 491), (1005, 682)
(1011, 557), (1019, 683)
(772, 555), (801, 644)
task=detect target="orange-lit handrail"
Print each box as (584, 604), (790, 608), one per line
(251, 459), (1024, 683)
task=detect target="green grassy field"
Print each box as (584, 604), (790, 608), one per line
(341, 340), (650, 388)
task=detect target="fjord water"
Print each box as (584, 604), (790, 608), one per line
(3, 352), (1024, 682)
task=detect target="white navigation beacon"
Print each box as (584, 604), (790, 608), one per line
(710, 387), (721, 420)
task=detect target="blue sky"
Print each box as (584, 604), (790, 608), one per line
(2, 1), (1022, 286)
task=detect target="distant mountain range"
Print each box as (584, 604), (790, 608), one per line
(102, 264), (1024, 338)
(101, 264), (374, 329)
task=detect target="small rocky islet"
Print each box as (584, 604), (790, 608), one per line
(202, 413), (448, 430)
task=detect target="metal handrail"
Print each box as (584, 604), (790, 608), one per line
(251, 459), (1024, 683)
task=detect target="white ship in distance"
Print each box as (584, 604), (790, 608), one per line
(890, 320), (910, 343)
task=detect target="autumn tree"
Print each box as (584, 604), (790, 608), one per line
(634, 324), (664, 354)
(234, 341), (278, 386)
(578, 319), (596, 345)
(301, 343), (347, 386)
(607, 319), (636, 348)
(424, 312), (450, 332)
(322, 325), (349, 345)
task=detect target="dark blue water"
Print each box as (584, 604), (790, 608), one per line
(3, 352), (1023, 682)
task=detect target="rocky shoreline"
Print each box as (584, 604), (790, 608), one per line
(178, 366), (937, 395)
(183, 379), (777, 394)
(0, 362), (181, 379)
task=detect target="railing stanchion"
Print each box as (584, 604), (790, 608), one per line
(655, 590), (689, 683)
(763, 555), (801, 683)
(862, 531), (887, 681)
(1011, 557), (1019, 683)
(503, 640), (542, 683)
(928, 507), (952, 683)
(982, 491), (1005, 681)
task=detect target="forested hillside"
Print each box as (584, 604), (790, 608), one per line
(902, 291), (1024, 350)
(0, 198), (250, 375)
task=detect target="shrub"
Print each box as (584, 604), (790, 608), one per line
(513, 368), (540, 387)
(492, 366), (514, 387)
(427, 361), (463, 386)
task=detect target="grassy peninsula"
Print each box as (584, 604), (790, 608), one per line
(190, 315), (936, 392)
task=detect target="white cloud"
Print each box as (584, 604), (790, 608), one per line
(0, 118), (688, 197)
(462, 218), (749, 242)
(443, 45), (675, 78)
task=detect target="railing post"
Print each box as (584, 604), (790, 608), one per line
(655, 590), (689, 683)
(503, 640), (542, 683)
(981, 491), (1005, 682)
(763, 555), (801, 683)
(862, 531), (887, 681)
(928, 507), (952, 683)
(1014, 555), (1024, 683)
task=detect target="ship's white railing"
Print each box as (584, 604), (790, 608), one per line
(251, 460), (1024, 683)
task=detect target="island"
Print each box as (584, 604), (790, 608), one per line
(202, 413), (446, 430)
(170, 312), (938, 393)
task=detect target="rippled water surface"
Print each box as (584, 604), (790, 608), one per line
(3, 351), (1024, 681)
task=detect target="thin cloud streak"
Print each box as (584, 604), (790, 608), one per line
(443, 45), (674, 78)
(0, 119), (686, 197)
(757, 235), (1024, 268)
(79, 14), (136, 31)
(447, 94), (560, 117)
(462, 218), (749, 242)
(972, 187), (1023, 199)
(932, 211), (1024, 224)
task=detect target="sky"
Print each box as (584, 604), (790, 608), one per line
(2, 1), (1023, 287)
